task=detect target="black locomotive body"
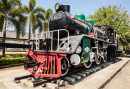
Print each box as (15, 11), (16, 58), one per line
(24, 3), (120, 78)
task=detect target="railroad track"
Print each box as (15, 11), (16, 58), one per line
(14, 58), (121, 88)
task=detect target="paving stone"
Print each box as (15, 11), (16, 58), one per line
(62, 81), (68, 86)
(46, 83), (58, 89)
(0, 82), (9, 89)
(3, 81), (22, 89)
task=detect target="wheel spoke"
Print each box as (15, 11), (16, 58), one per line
(61, 58), (69, 76)
(84, 57), (92, 68)
(95, 55), (101, 65)
(103, 49), (107, 62)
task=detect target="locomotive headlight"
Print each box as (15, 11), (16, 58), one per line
(55, 3), (64, 12)
(55, 3), (60, 10)
(76, 46), (82, 54)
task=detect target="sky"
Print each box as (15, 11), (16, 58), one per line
(8, 0), (130, 33)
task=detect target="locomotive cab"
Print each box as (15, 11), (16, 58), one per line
(107, 27), (117, 44)
(107, 27), (114, 43)
(102, 25), (117, 44)
(103, 25), (118, 60)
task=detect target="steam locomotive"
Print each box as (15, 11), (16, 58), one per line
(24, 3), (119, 78)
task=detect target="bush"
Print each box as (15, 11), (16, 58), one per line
(0, 55), (1, 59)
(0, 57), (26, 66)
(0, 54), (27, 66)
(120, 51), (126, 55)
(6, 54), (26, 58)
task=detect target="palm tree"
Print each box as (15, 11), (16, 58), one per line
(42, 9), (53, 32)
(0, 0), (27, 57)
(0, 13), (4, 32)
(22, 0), (45, 39)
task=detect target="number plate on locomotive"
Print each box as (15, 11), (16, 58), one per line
(50, 15), (62, 21)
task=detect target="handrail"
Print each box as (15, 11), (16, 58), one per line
(45, 29), (69, 51)
(31, 29), (69, 51)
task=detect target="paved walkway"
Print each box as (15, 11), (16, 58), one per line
(61, 57), (130, 89)
(104, 59), (130, 89)
(0, 66), (31, 89)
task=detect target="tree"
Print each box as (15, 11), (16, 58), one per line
(87, 5), (130, 48)
(0, 0), (27, 57)
(42, 9), (53, 32)
(21, 0), (45, 40)
(33, 8), (53, 33)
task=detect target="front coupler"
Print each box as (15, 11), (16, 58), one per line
(24, 61), (41, 70)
